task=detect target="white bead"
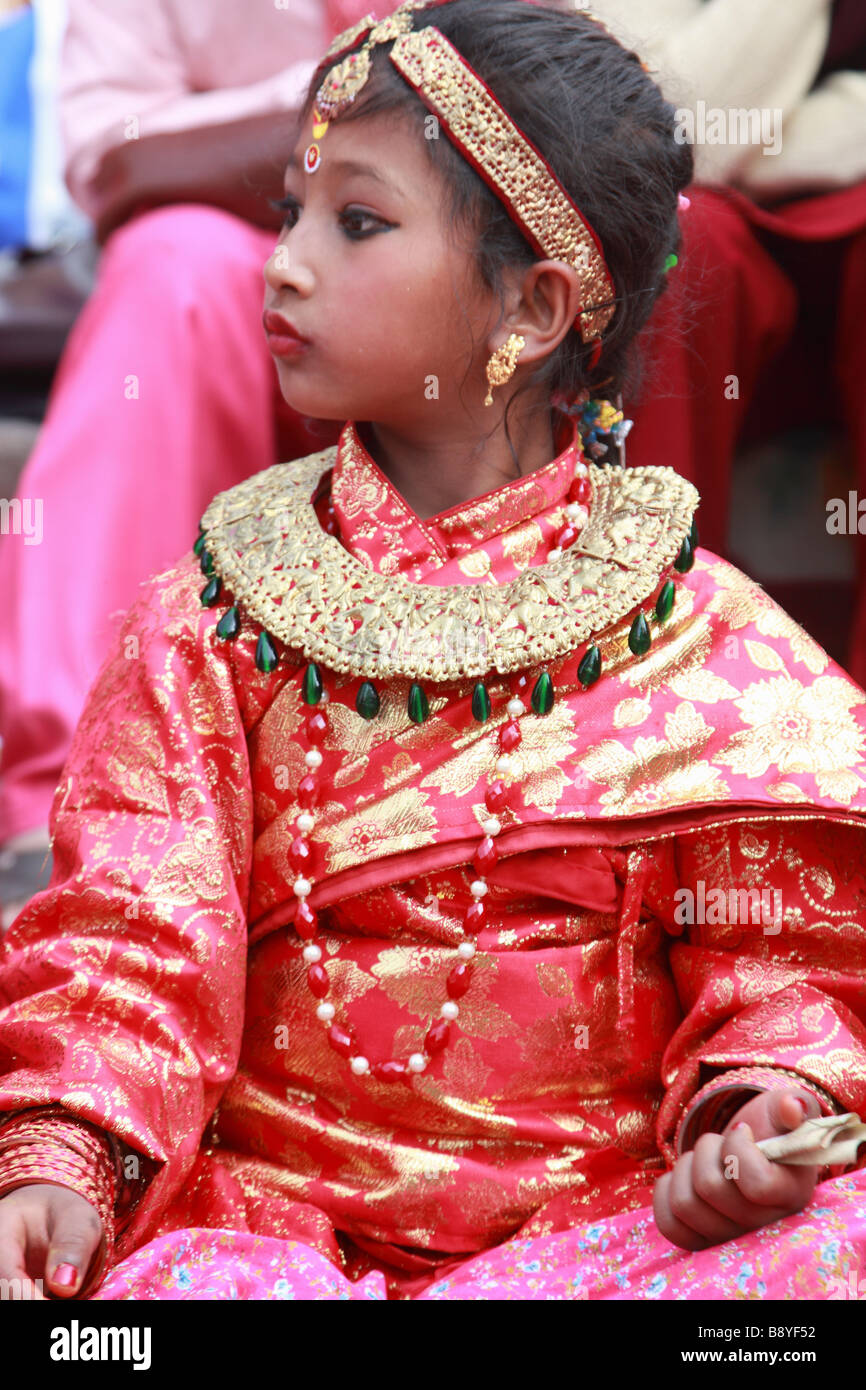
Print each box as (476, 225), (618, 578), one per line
(547, 547), (562, 562)
(481, 816), (501, 837)
(350, 1055), (369, 1076)
(569, 505), (589, 527)
(496, 755), (514, 777)
(458, 941), (476, 960)
(297, 812), (315, 833)
(407, 1053), (427, 1073)
(305, 749), (323, 769)
(293, 876), (312, 898)
(470, 879), (488, 898)
(315, 1001), (335, 1022)
(318, 690), (330, 704)
(506, 698), (525, 719)
(441, 1001), (459, 1021)
(302, 944), (322, 963)
(574, 460), (589, 478)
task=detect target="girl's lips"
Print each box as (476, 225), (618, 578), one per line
(263, 310), (311, 357)
(266, 334), (310, 360)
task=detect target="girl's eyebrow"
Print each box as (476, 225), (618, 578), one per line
(286, 151), (405, 196)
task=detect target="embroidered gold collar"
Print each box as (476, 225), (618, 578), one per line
(200, 448), (698, 683)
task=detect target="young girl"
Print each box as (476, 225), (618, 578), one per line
(1, 0), (866, 1302)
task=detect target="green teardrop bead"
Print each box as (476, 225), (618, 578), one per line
(303, 662), (324, 705)
(578, 645), (601, 688)
(674, 535), (695, 573)
(655, 579), (676, 623)
(407, 682), (429, 724)
(200, 548), (215, 577)
(193, 531), (206, 558)
(531, 670), (554, 715)
(690, 515), (699, 549)
(200, 576), (222, 608)
(628, 612), (651, 657)
(471, 682), (491, 723)
(356, 681), (380, 720)
(255, 631), (278, 674)
(216, 606), (241, 641)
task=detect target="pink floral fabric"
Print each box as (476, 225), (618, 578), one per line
(92, 1171), (866, 1300)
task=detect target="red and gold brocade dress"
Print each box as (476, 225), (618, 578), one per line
(2, 416), (866, 1301)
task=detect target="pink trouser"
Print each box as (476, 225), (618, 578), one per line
(0, 204), (337, 843)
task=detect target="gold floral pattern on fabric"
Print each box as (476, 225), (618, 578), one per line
(706, 562), (830, 675)
(329, 426), (448, 579)
(579, 702), (731, 815)
(0, 563), (253, 1257)
(500, 519), (547, 572)
(319, 787), (440, 876)
(330, 420), (584, 583)
(715, 675), (866, 806)
(658, 818), (866, 1162)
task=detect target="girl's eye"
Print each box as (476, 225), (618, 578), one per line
(269, 194), (300, 229)
(339, 207), (388, 239)
(267, 197), (393, 240)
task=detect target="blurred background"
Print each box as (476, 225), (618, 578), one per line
(0, 0), (92, 503)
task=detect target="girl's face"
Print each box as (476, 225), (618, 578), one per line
(262, 107), (500, 428)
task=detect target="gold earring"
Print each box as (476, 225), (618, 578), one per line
(484, 333), (526, 407)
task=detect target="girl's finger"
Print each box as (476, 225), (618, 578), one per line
(652, 1171), (712, 1251)
(0, 1218), (45, 1299)
(725, 1123), (817, 1211)
(45, 1202), (103, 1299)
(690, 1132), (774, 1227)
(667, 1148), (746, 1245)
(766, 1090), (821, 1134)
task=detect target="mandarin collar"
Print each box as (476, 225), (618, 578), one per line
(328, 417), (585, 575)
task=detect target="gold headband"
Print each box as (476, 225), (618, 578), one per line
(314, 4), (616, 345)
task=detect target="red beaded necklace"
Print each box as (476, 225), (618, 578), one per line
(286, 460), (589, 1083)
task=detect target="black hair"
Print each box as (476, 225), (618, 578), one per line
(299, 0), (693, 435)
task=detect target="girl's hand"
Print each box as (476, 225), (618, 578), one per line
(0, 1183), (104, 1299)
(653, 1087), (822, 1251)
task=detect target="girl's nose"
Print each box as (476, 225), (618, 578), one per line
(263, 235), (314, 297)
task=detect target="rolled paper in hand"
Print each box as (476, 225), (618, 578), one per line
(756, 1113), (866, 1168)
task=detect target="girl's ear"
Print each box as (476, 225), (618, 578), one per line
(501, 260), (584, 363)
